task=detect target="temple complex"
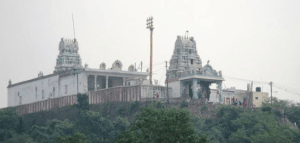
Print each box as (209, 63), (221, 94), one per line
(7, 34), (268, 111)
(7, 38), (150, 107)
(167, 35), (224, 102)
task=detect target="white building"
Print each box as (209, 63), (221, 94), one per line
(7, 38), (149, 107)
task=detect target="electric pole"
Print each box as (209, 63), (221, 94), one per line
(166, 61), (169, 104)
(270, 81), (273, 106)
(146, 16), (154, 85)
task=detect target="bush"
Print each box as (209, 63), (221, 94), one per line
(181, 101), (189, 108)
(155, 101), (164, 109)
(262, 106), (271, 112)
(115, 105), (209, 143)
(129, 101), (139, 113)
(201, 105), (208, 113)
(57, 132), (87, 143)
(117, 105), (127, 115)
(77, 93), (89, 110)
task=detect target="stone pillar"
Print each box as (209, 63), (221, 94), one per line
(94, 75), (97, 91)
(106, 76), (109, 89)
(192, 79), (198, 99)
(180, 81), (185, 98)
(217, 81), (223, 103)
(123, 77), (126, 86)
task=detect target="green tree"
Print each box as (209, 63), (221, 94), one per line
(5, 133), (35, 143)
(28, 119), (74, 143)
(228, 110), (296, 143)
(0, 107), (20, 142)
(17, 117), (25, 134)
(76, 110), (115, 142)
(115, 104), (209, 143)
(57, 132), (87, 143)
(77, 93), (89, 110)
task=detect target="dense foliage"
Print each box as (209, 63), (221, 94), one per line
(193, 99), (300, 143)
(115, 104), (209, 143)
(0, 94), (299, 143)
(77, 93), (89, 110)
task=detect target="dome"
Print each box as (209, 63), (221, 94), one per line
(112, 60), (123, 71)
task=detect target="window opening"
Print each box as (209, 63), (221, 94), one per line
(53, 87), (55, 97)
(18, 92), (22, 105)
(65, 85), (68, 94)
(35, 87), (37, 99)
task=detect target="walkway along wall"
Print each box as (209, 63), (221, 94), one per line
(11, 85), (171, 115)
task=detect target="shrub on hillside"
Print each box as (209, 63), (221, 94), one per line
(181, 101), (189, 108)
(77, 93), (89, 110)
(201, 105), (208, 113)
(117, 105), (127, 115)
(129, 101), (139, 114)
(155, 101), (164, 109)
(115, 105), (209, 143)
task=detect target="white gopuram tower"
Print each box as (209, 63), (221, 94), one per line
(54, 38), (83, 73)
(167, 34), (224, 103)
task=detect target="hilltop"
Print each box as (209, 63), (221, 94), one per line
(0, 94), (300, 143)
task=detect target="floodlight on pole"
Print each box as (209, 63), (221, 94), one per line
(146, 16), (154, 85)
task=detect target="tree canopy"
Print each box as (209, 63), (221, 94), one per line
(115, 104), (209, 143)
(0, 94), (299, 143)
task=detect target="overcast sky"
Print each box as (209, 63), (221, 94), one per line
(1, 0), (300, 108)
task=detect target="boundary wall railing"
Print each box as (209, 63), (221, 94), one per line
(16, 94), (78, 115)
(8, 85), (170, 115)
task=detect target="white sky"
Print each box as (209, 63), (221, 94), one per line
(1, 0), (300, 108)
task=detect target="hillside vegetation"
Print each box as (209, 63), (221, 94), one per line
(0, 94), (300, 143)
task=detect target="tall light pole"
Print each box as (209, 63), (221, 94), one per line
(146, 16), (154, 85)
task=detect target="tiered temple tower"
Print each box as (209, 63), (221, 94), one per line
(168, 36), (202, 78)
(167, 35), (224, 103)
(54, 38), (83, 73)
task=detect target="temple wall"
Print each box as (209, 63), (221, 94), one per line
(58, 72), (86, 96)
(209, 90), (219, 102)
(7, 85), (171, 115)
(7, 75), (60, 107)
(15, 94), (78, 115)
(7, 72), (87, 107)
(168, 81), (180, 98)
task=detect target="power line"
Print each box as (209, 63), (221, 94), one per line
(158, 71), (165, 85)
(143, 62), (165, 69)
(153, 67), (165, 73)
(224, 76), (269, 84)
(272, 84), (300, 96)
(273, 83), (300, 92)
